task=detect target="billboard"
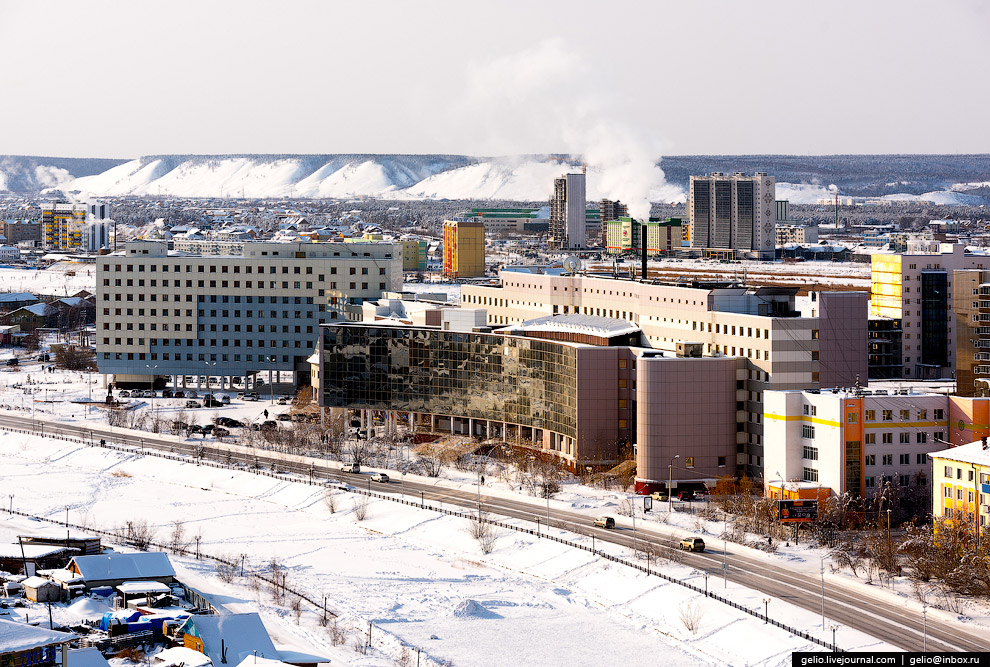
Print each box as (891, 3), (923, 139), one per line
(778, 499), (818, 523)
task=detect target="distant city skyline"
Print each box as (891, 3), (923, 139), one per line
(1, 0), (988, 158)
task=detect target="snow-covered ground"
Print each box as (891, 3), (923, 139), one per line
(1, 431), (900, 667)
(0, 263), (98, 297)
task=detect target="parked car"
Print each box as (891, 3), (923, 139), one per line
(214, 417), (244, 428)
(185, 390), (198, 398)
(593, 516), (616, 529)
(276, 396), (289, 405)
(173, 390), (186, 399)
(677, 491), (693, 501)
(341, 463), (361, 474)
(650, 492), (669, 502)
(679, 537), (706, 552)
(236, 392), (244, 399)
(259, 420), (278, 431)
(6, 358), (18, 366)
(37, 353), (50, 362)
(119, 390), (131, 398)
(185, 400), (201, 408)
(693, 490), (706, 500)
(371, 472), (390, 483)
(213, 427), (230, 438)
(162, 389), (173, 398)
(244, 392), (259, 401)
(277, 413), (292, 421)
(219, 394), (230, 405)
(203, 397), (222, 408)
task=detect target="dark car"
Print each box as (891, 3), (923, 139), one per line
(214, 417), (244, 428)
(6, 358), (18, 366)
(162, 389), (173, 398)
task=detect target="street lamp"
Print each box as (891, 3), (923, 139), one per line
(668, 454), (680, 512)
(762, 598), (769, 622)
(830, 625), (838, 651)
(922, 600), (928, 652)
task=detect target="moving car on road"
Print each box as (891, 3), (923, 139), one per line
(593, 516), (616, 529)
(371, 472), (390, 483)
(679, 537), (706, 552)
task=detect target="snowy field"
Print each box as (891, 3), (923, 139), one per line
(0, 262), (98, 297)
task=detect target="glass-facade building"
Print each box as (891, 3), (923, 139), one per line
(318, 323), (630, 464)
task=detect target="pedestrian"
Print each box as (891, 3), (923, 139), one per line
(264, 409), (269, 419)
(481, 475), (485, 485)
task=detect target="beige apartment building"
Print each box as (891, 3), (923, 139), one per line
(461, 269), (867, 475)
(96, 240), (401, 388)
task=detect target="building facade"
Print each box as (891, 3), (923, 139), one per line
(953, 269), (990, 396)
(442, 220), (484, 278)
(930, 440), (990, 533)
(765, 389), (989, 498)
(604, 218), (683, 256)
(599, 199), (628, 245)
(549, 172), (587, 250)
(41, 202), (86, 249)
(689, 172), (776, 260)
(870, 244), (990, 379)
(461, 269), (868, 476)
(3, 219), (41, 245)
(96, 240), (401, 387)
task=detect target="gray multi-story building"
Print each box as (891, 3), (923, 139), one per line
(549, 172), (586, 250)
(96, 240), (401, 388)
(3, 219), (41, 246)
(689, 172), (776, 259)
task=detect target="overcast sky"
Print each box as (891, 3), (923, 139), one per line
(1, 0), (988, 158)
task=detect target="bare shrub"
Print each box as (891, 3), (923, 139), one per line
(123, 519), (156, 551)
(466, 515), (499, 554)
(268, 557), (287, 605)
(352, 637), (367, 655)
(678, 600), (705, 634)
(215, 556), (238, 584)
(616, 499), (635, 518)
(113, 647), (145, 662)
(353, 495), (369, 522)
(328, 619), (346, 646)
(169, 520), (190, 553)
(396, 647), (413, 667)
(324, 489), (337, 514)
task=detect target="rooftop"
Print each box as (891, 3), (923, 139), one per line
(502, 314), (640, 338)
(931, 439), (990, 467)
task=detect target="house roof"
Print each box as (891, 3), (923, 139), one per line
(153, 646), (214, 667)
(0, 544), (76, 560)
(20, 576), (59, 589)
(931, 439), (990, 467)
(68, 648), (111, 667)
(69, 552), (175, 581)
(14, 303), (49, 317)
(181, 613), (278, 667)
(0, 293), (36, 303)
(0, 618), (76, 653)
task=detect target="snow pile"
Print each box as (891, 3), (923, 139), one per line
(450, 599), (501, 620)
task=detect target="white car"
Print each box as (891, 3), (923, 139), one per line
(371, 472), (390, 483)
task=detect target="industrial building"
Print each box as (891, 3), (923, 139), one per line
(95, 239), (401, 388)
(689, 172), (776, 260)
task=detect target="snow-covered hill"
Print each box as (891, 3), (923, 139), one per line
(2, 153), (990, 205)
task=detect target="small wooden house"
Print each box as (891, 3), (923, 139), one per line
(21, 576), (62, 603)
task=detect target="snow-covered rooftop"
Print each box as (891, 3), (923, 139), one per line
(0, 618), (76, 652)
(69, 552), (175, 581)
(930, 439), (990, 467)
(504, 314), (640, 338)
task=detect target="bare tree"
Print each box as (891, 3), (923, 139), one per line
(353, 495), (369, 522)
(324, 489), (337, 514)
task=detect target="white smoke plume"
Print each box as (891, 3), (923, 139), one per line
(464, 38), (678, 219)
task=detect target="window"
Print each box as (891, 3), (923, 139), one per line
(882, 410), (893, 421)
(900, 409), (910, 420)
(882, 432), (893, 444)
(685, 457), (695, 468)
(847, 413), (857, 424)
(882, 454), (893, 465)
(865, 409), (875, 421)
(900, 432), (910, 444)
(917, 454), (926, 464)
(811, 329), (819, 339)
(918, 409), (927, 420)
(900, 454), (910, 465)
(865, 433), (876, 444)
(865, 454), (875, 466)
(717, 456), (726, 467)
(618, 399), (628, 408)
(618, 419), (628, 429)
(917, 432), (927, 444)
(865, 476), (875, 488)
(618, 359), (627, 369)
(802, 467), (819, 482)
(934, 409), (944, 420)
(802, 445), (818, 460)
(802, 424), (815, 439)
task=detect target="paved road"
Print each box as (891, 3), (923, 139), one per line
(2, 413), (985, 653)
